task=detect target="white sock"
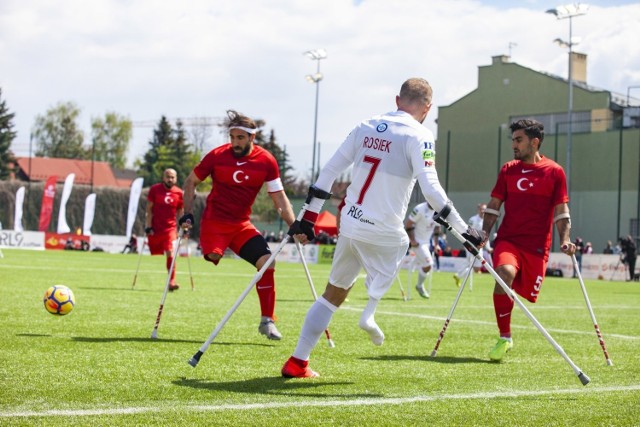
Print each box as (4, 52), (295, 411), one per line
(359, 297), (384, 346)
(292, 296), (337, 361)
(458, 266), (470, 279)
(416, 270), (426, 288)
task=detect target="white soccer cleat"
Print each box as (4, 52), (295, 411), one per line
(258, 319), (282, 340)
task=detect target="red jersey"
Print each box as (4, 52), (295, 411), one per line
(491, 156), (568, 259)
(194, 144), (281, 223)
(147, 183), (184, 234)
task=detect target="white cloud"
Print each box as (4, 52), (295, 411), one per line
(1, 0), (639, 179)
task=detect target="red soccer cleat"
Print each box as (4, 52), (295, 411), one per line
(281, 356), (319, 378)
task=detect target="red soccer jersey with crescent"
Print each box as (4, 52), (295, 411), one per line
(147, 183), (184, 234)
(193, 144), (280, 223)
(491, 156), (568, 259)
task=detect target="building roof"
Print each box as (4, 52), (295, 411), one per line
(15, 157), (134, 188)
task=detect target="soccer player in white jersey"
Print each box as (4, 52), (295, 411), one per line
(404, 202), (437, 298)
(281, 77), (487, 378)
(453, 203), (491, 286)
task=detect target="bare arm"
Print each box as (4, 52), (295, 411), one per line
(270, 191), (295, 227)
(404, 218), (418, 247)
(182, 171), (202, 218)
(555, 202), (576, 255)
(482, 197), (502, 238)
(145, 200), (154, 233)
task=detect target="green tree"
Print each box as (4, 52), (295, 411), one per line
(90, 112), (132, 169)
(135, 117), (199, 187)
(33, 101), (85, 159)
(0, 88), (17, 180)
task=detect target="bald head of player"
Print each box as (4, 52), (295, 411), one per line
(396, 78), (433, 124)
(226, 109), (258, 158)
(162, 168), (177, 189)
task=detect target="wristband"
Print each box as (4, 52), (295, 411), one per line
(484, 208), (500, 217)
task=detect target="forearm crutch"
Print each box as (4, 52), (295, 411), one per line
(430, 256), (475, 357)
(569, 252), (613, 366)
(189, 236), (290, 367)
(435, 211), (590, 385)
(184, 235), (195, 291)
(150, 229), (184, 339)
(131, 238), (147, 289)
(294, 238), (335, 347)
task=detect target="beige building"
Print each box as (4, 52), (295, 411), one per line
(432, 54), (640, 252)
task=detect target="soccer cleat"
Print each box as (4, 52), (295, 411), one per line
(359, 319), (385, 346)
(281, 357), (319, 378)
(258, 319), (282, 340)
(415, 284), (430, 299)
(453, 274), (461, 288)
(169, 283), (180, 292)
(488, 337), (513, 362)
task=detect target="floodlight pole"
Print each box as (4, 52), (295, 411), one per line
(304, 49), (327, 183)
(547, 3), (588, 196)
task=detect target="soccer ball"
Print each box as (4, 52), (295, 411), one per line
(43, 285), (75, 316)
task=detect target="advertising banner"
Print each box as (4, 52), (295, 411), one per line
(14, 187), (25, 232)
(126, 177), (143, 239)
(56, 173), (75, 234)
(0, 230), (45, 250)
(83, 193), (97, 236)
(38, 175), (57, 231)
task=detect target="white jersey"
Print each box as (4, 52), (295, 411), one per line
(468, 214), (483, 230)
(313, 110), (467, 246)
(407, 202), (437, 244)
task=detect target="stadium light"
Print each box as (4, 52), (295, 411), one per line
(304, 48), (327, 182)
(547, 3), (589, 195)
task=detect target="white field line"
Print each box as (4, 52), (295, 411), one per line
(1, 384), (638, 418)
(341, 306), (639, 340)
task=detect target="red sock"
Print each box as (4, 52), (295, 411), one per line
(166, 256), (176, 284)
(493, 293), (514, 338)
(256, 269), (275, 318)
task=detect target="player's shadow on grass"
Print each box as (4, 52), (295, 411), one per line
(360, 355), (490, 364)
(71, 336), (273, 347)
(173, 376), (380, 399)
(16, 333), (51, 337)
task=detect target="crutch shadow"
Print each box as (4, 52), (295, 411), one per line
(173, 376), (378, 399)
(360, 355), (490, 364)
(16, 333), (51, 337)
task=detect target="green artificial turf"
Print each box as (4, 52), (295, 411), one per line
(0, 248), (638, 426)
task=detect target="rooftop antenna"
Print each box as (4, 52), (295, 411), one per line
(508, 42), (518, 58)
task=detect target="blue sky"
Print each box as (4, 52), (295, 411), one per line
(1, 0), (639, 178)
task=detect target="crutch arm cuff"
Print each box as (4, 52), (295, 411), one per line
(554, 213), (571, 223)
(484, 208), (500, 217)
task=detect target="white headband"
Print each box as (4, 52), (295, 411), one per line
(229, 126), (257, 135)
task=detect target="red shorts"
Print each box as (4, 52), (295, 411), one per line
(147, 231), (176, 255)
(493, 240), (547, 303)
(199, 219), (261, 259)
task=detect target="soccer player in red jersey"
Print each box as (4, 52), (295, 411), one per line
(180, 110), (296, 340)
(482, 119), (577, 361)
(145, 168), (184, 291)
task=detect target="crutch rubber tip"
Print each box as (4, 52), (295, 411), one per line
(606, 359), (614, 366)
(578, 372), (590, 386)
(188, 351), (203, 368)
(327, 340), (335, 348)
(150, 330), (158, 340)
(430, 350), (437, 357)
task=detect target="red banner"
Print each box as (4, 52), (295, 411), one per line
(45, 232), (90, 251)
(38, 176), (57, 232)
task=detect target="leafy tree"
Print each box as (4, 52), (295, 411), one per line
(33, 101), (85, 159)
(90, 112), (132, 169)
(0, 88), (17, 180)
(135, 117), (198, 187)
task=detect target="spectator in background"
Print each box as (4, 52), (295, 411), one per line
(603, 241), (614, 254)
(584, 242), (593, 254)
(619, 235), (638, 282)
(573, 237), (584, 277)
(430, 225), (447, 271)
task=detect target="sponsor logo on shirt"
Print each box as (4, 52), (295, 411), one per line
(376, 123), (388, 132)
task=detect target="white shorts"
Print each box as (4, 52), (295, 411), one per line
(413, 243), (434, 270)
(329, 235), (409, 300)
(466, 247), (484, 268)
